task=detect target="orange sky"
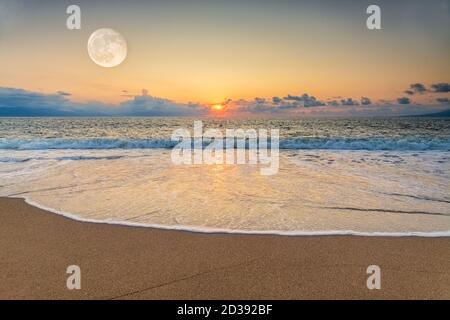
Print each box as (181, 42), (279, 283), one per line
(0, 0), (449, 106)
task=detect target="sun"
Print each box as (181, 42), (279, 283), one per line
(212, 104), (224, 111)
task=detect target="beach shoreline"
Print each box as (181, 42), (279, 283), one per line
(17, 195), (450, 237)
(0, 197), (449, 300)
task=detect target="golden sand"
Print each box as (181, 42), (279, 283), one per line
(0, 197), (449, 299)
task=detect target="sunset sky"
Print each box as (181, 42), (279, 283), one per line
(0, 0), (449, 117)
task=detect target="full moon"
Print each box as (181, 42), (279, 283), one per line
(87, 28), (127, 68)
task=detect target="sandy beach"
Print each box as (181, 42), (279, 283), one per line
(0, 197), (449, 300)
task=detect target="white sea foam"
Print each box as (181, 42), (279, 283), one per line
(0, 149), (449, 236)
(19, 195), (450, 237)
(0, 137), (449, 151)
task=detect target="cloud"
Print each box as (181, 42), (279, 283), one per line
(360, 97), (372, 105)
(119, 89), (208, 116)
(282, 93), (325, 107)
(234, 92), (350, 115)
(397, 97), (411, 104)
(431, 83), (450, 93)
(272, 96), (282, 104)
(327, 100), (340, 106)
(1, 86), (446, 118)
(0, 87), (76, 116)
(404, 82), (450, 95)
(254, 97), (266, 104)
(283, 94), (303, 101)
(57, 91), (71, 96)
(0, 87), (208, 117)
(235, 100), (275, 113)
(408, 83), (427, 95)
(436, 97), (449, 104)
(340, 98), (359, 106)
(378, 99), (394, 105)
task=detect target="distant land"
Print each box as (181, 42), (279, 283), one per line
(416, 109), (450, 117)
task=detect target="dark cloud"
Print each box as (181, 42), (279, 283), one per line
(397, 97), (411, 105)
(120, 89), (135, 97)
(360, 97), (372, 105)
(327, 100), (340, 106)
(0, 87), (73, 115)
(0, 87), (208, 117)
(378, 99), (394, 105)
(272, 96), (282, 104)
(431, 83), (450, 93)
(408, 83), (427, 95)
(404, 82), (449, 95)
(340, 98), (359, 106)
(238, 103), (299, 114)
(236, 100), (276, 113)
(282, 93), (325, 107)
(57, 91), (71, 96)
(254, 97), (265, 104)
(119, 89), (207, 116)
(236, 92), (326, 114)
(1, 86), (445, 118)
(283, 94), (302, 102)
(436, 97), (449, 104)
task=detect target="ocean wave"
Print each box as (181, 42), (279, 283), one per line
(0, 155), (125, 163)
(0, 138), (177, 150)
(279, 137), (450, 151)
(0, 137), (449, 151)
(14, 196), (450, 237)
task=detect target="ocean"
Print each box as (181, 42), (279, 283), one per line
(0, 117), (449, 236)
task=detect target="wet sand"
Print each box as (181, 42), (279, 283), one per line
(0, 197), (449, 300)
